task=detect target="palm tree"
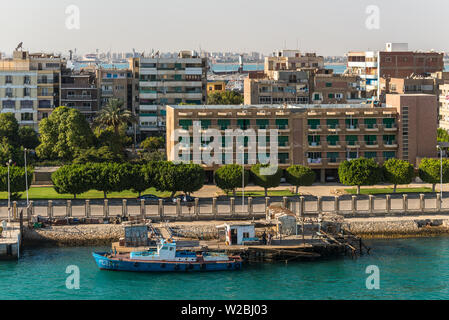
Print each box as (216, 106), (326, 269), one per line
(94, 99), (136, 135)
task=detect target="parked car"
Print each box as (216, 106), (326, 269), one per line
(171, 194), (195, 203)
(137, 194), (165, 204)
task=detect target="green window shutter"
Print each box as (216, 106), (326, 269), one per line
(328, 93), (334, 99)
(364, 152), (377, 159)
(174, 74), (182, 81)
(217, 119), (230, 130)
(308, 119), (320, 129)
(345, 118), (359, 127)
(383, 118), (395, 128)
(256, 119), (269, 129)
(279, 153), (289, 164)
(327, 152), (339, 159)
(383, 151), (396, 159)
(278, 136), (289, 146)
(348, 152), (358, 159)
(179, 119), (192, 129)
(364, 135), (377, 142)
(276, 119), (289, 129)
(326, 119), (339, 128)
(327, 135), (339, 145)
(326, 82), (332, 87)
(346, 135), (358, 145)
(364, 118), (377, 128)
(200, 120), (211, 129)
(313, 93), (320, 100)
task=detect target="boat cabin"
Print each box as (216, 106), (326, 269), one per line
(216, 223), (256, 245)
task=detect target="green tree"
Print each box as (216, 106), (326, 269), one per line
(18, 126), (40, 150)
(94, 99), (136, 136)
(338, 158), (382, 194)
(250, 164), (283, 197)
(88, 162), (123, 199)
(141, 136), (165, 152)
(52, 165), (91, 199)
(214, 164), (249, 197)
(383, 159), (415, 193)
(0, 165), (33, 200)
(419, 158), (449, 192)
(207, 91), (243, 105)
(0, 113), (20, 146)
(73, 146), (123, 164)
(153, 162), (204, 197)
(127, 164), (150, 197)
(94, 124), (131, 156)
(285, 165), (316, 194)
(0, 137), (24, 167)
(36, 106), (95, 161)
(437, 128), (449, 143)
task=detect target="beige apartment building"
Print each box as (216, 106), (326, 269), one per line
(166, 94), (437, 182)
(0, 52), (39, 129)
(265, 50), (324, 78)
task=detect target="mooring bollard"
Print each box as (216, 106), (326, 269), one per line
(103, 199), (109, 218)
(283, 197), (288, 209)
(299, 196), (305, 219)
(122, 199), (127, 217)
(85, 200), (91, 218)
(334, 196), (340, 214)
(194, 198), (199, 219)
(248, 197), (253, 217)
(27, 200), (34, 222)
(48, 200), (53, 219)
(176, 199), (181, 217)
(212, 197), (217, 218)
(369, 195), (374, 215)
(317, 196), (322, 214)
(230, 198), (235, 216)
(158, 199), (164, 220)
(140, 199), (146, 219)
(437, 193), (442, 212)
(351, 196), (357, 214)
(67, 200), (72, 218)
(13, 201), (17, 220)
(386, 195), (391, 214)
(419, 194), (425, 213)
(403, 194), (408, 213)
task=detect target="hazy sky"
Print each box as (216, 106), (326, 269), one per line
(2, 0), (448, 56)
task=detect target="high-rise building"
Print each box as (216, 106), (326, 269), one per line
(130, 50), (208, 138)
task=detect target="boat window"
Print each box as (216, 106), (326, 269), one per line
(170, 247), (174, 251)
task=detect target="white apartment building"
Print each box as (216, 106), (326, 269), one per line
(130, 50), (207, 137)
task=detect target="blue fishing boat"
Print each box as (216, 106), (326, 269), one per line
(92, 239), (242, 272)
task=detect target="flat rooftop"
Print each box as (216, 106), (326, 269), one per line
(167, 103), (373, 111)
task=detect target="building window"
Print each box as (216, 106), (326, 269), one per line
(5, 76), (12, 84)
(21, 113), (33, 121)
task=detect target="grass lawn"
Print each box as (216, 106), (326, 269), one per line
(226, 189), (298, 197)
(345, 187), (434, 195)
(0, 186), (172, 200)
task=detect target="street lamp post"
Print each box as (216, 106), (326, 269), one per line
(24, 148), (29, 206)
(437, 145), (443, 202)
(6, 159), (12, 222)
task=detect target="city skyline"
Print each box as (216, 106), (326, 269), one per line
(2, 0), (449, 56)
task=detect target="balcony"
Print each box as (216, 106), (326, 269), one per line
(346, 141), (361, 148)
(326, 125), (341, 133)
(363, 124), (379, 132)
(307, 158), (322, 166)
(308, 142), (322, 149)
(384, 142), (398, 148)
(383, 125), (398, 132)
(327, 142), (341, 149)
(64, 95), (93, 101)
(365, 141), (379, 148)
(308, 125), (322, 132)
(346, 125), (360, 132)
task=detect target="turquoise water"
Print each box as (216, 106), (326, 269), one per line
(2, 238), (449, 300)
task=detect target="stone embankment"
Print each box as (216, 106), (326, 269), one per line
(344, 216), (449, 238)
(23, 224), (125, 246)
